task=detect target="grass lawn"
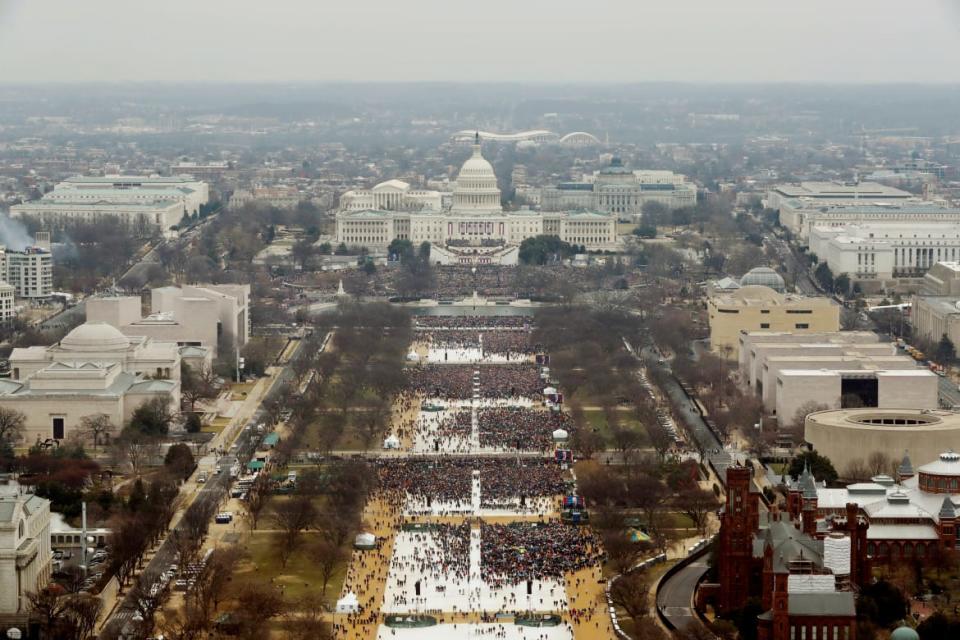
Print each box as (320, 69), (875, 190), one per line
(202, 416), (231, 435)
(300, 412), (378, 452)
(229, 530), (350, 607)
(581, 409), (651, 447)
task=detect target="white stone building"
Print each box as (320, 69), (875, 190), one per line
(9, 200), (184, 233)
(541, 159), (697, 216)
(766, 181), (914, 214)
(9, 174), (209, 232)
(335, 137), (617, 255)
(86, 283), (249, 360)
(808, 222), (960, 283)
(777, 200), (960, 243)
(0, 489), (52, 619)
(3, 323), (181, 444)
(52, 175), (208, 215)
(339, 179), (444, 212)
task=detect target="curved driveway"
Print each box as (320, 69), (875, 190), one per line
(656, 557), (711, 633)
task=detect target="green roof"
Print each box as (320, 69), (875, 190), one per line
(247, 460), (265, 471)
(263, 433), (280, 446)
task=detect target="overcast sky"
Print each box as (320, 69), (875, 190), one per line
(2, 0), (960, 83)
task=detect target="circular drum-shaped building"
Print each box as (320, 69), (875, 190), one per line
(805, 409), (960, 476)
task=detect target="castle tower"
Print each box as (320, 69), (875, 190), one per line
(718, 465), (760, 613)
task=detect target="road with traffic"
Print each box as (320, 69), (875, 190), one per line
(99, 336), (304, 639)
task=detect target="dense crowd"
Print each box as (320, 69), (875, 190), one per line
(415, 316), (529, 329)
(405, 364), (543, 400)
(480, 522), (603, 586)
(415, 328), (536, 356)
(375, 457), (568, 506)
(477, 408), (573, 451)
(479, 459), (568, 506)
(406, 365), (476, 399)
(376, 458), (473, 506)
(479, 365), (543, 399)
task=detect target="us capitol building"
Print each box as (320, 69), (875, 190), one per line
(334, 135), (618, 265)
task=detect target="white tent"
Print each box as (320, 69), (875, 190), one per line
(543, 386), (557, 396)
(336, 592), (359, 613)
(406, 352), (421, 361)
(552, 428), (569, 442)
(354, 532), (376, 549)
(383, 435), (401, 449)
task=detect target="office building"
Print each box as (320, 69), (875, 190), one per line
(767, 181), (914, 215)
(808, 221), (960, 288)
(777, 200), (959, 243)
(0, 234), (53, 299)
(736, 331), (933, 421)
(9, 174), (209, 233)
(541, 158), (697, 216)
(707, 286), (841, 357)
(87, 283), (250, 360)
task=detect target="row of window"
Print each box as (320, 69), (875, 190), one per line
(789, 625), (850, 640)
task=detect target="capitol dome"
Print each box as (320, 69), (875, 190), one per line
(452, 133), (502, 213)
(61, 322), (131, 352)
(739, 267), (786, 292)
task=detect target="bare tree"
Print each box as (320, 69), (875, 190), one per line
(242, 473), (272, 530)
(80, 413), (115, 450)
(609, 570), (651, 624)
(191, 546), (245, 618)
(113, 430), (159, 477)
(130, 574), (170, 635)
(286, 593), (334, 640)
(867, 451), (894, 477)
(273, 495), (317, 567)
(675, 486), (718, 535)
(157, 600), (209, 640)
(0, 406), (26, 448)
(27, 588), (102, 640)
(602, 531), (649, 575)
(843, 458), (872, 482)
(789, 401), (829, 440)
(234, 584), (285, 640)
(311, 539), (347, 596)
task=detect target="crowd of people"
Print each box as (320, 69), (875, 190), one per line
(415, 316), (529, 329)
(376, 458), (473, 507)
(480, 522), (603, 587)
(405, 364), (543, 400)
(406, 365), (476, 399)
(415, 328), (536, 357)
(479, 365), (544, 399)
(375, 457), (569, 507)
(477, 408), (573, 451)
(478, 459), (568, 506)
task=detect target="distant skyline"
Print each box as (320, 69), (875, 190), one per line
(3, 0), (960, 84)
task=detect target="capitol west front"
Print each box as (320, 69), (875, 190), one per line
(335, 137), (618, 263)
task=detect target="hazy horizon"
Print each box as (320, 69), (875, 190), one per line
(3, 0), (960, 84)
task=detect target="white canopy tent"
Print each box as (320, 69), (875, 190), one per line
(336, 592), (360, 613)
